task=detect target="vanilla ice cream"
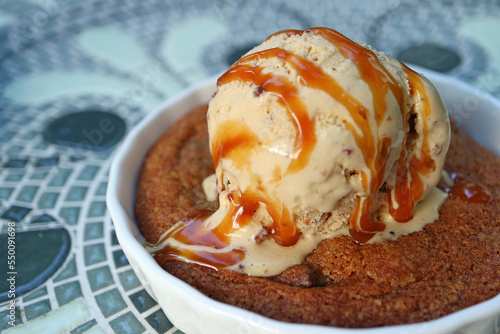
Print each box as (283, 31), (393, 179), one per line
(149, 28), (450, 276)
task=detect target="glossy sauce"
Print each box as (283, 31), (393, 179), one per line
(217, 49), (316, 174)
(440, 172), (492, 204)
(211, 120), (259, 171)
(151, 210), (245, 269)
(387, 66), (436, 222)
(155, 27), (443, 268)
(304, 28), (407, 236)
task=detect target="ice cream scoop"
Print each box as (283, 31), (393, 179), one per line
(149, 27), (450, 276)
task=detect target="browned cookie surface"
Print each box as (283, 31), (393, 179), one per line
(135, 105), (500, 328)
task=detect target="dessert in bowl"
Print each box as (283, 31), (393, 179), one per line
(107, 28), (500, 333)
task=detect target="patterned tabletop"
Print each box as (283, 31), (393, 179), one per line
(0, 0), (499, 333)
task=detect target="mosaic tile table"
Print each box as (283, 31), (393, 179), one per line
(1, 0), (499, 333)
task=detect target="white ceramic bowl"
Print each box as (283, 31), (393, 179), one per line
(107, 68), (500, 334)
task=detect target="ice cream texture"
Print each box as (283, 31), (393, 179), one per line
(149, 27), (451, 276)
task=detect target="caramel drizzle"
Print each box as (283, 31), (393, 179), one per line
(211, 120), (299, 246)
(440, 172), (492, 204)
(302, 28), (409, 241)
(217, 48), (316, 174)
(156, 27), (442, 269)
(387, 66), (437, 223)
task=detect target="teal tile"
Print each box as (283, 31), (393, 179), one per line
(54, 256), (77, 282)
(109, 312), (145, 334)
(85, 222), (104, 241)
(23, 130), (37, 140)
(54, 281), (83, 306)
(34, 141), (49, 150)
(66, 186), (88, 201)
(35, 156), (59, 167)
(96, 151), (109, 161)
(118, 269), (140, 291)
(173, 330), (185, 334)
(0, 306), (22, 330)
(1, 205), (31, 222)
(78, 165), (99, 181)
(129, 290), (156, 313)
(38, 192), (60, 209)
(146, 309), (173, 334)
(8, 145), (23, 155)
(87, 266), (114, 291)
(31, 214), (57, 223)
(0, 187), (14, 200)
(59, 207), (81, 225)
(70, 319), (97, 334)
(23, 286), (48, 302)
(30, 171), (49, 180)
(0, 130), (15, 142)
(88, 201), (106, 218)
(84, 243), (106, 265)
(111, 230), (119, 246)
(16, 185), (39, 202)
(5, 173), (23, 182)
(4, 159), (28, 168)
(21, 115), (34, 123)
(49, 168), (72, 186)
(113, 249), (129, 268)
(95, 288), (126, 318)
(25, 299), (52, 320)
(95, 182), (107, 196)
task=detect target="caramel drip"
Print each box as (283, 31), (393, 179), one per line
(210, 118), (300, 246)
(440, 172), (492, 204)
(151, 210), (245, 269)
(218, 49), (315, 173)
(153, 244), (245, 270)
(305, 28), (407, 238)
(387, 66), (436, 222)
(211, 120), (259, 171)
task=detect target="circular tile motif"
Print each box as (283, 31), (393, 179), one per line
(0, 228), (71, 303)
(365, 0), (497, 82)
(42, 111), (126, 152)
(397, 43), (461, 73)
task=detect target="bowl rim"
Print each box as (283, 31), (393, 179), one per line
(107, 69), (500, 334)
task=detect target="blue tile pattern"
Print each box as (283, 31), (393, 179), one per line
(55, 281), (83, 306)
(129, 289), (156, 313)
(25, 299), (52, 320)
(54, 256), (78, 282)
(95, 288), (127, 318)
(0, 0), (499, 333)
(70, 319), (98, 334)
(87, 266), (114, 291)
(109, 312), (146, 334)
(146, 310), (173, 333)
(22, 287), (48, 302)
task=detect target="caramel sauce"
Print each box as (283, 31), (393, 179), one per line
(210, 120), (259, 171)
(218, 49), (316, 174)
(440, 172), (492, 204)
(155, 27), (444, 269)
(153, 245), (245, 270)
(302, 28), (409, 237)
(387, 66), (437, 222)
(151, 210), (245, 269)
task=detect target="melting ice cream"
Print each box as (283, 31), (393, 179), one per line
(149, 28), (450, 276)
